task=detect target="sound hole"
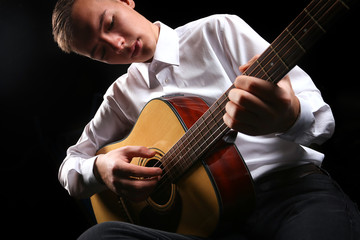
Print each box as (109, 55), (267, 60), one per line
(139, 149), (181, 231)
(141, 157), (181, 232)
(145, 158), (174, 208)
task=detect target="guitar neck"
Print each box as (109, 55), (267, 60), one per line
(160, 0), (357, 183)
(244, 0), (354, 84)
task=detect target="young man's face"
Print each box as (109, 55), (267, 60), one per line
(70, 0), (159, 64)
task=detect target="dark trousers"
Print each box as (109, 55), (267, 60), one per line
(78, 165), (360, 240)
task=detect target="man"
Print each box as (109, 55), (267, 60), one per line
(52, 0), (360, 239)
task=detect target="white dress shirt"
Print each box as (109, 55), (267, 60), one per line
(59, 14), (335, 198)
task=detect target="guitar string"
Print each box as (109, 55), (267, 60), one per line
(149, 97), (230, 179)
(144, 0), (341, 198)
(149, 0), (330, 188)
(152, 121), (230, 195)
(271, 0), (341, 80)
(154, 99), (229, 182)
(149, 97), (231, 191)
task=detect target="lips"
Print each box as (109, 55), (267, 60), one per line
(131, 39), (142, 58)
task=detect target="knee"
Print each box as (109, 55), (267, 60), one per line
(78, 221), (127, 240)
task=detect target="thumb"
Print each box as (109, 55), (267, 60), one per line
(239, 54), (260, 73)
(277, 75), (294, 93)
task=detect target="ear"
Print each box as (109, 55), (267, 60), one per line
(119, 0), (135, 8)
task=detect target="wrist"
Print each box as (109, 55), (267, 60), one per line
(93, 155), (105, 185)
(276, 98), (315, 144)
(288, 96), (301, 131)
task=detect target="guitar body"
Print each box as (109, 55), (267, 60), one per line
(90, 96), (255, 237)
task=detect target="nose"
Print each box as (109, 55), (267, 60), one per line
(100, 33), (125, 54)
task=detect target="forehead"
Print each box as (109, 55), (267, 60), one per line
(70, 0), (106, 55)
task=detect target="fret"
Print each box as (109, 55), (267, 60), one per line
(161, 155), (177, 182)
(267, 46), (290, 71)
(307, 0), (339, 28)
(195, 111), (221, 144)
(172, 141), (182, 161)
(165, 161), (183, 182)
(194, 122), (210, 146)
(255, 59), (272, 81)
(202, 110), (221, 128)
(304, 8), (327, 33)
(279, 37), (307, 71)
(252, 47), (288, 83)
(200, 116), (216, 142)
(322, 0), (352, 25)
(213, 94), (228, 112)
(285, 28), (307, 53)
(338, 0), (351, 9)
(302, 0), (329, 28)
(161, 147), (178, 177)
(246, 47), (288, 83)
(244, 60), (261, 78)
(190, 127), (202, 146)
(174, 142), (186, 166)
(287, 12), (317, 51)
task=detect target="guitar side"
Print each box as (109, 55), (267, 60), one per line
(90, 96), (255, 237)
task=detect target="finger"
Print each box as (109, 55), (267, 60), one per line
(224, 100), (258, 127)
(128, 164), (163, 178)
(119, 175), (160, 191)
(120, 146), (156, 160)
(228, 84), (277, 124)
(228, 88), (271, 117)
(223, 112), (257, 135)
(234, 75), (281, 103)
(115, 161), (162, 179)
(277, 75), (292, 92)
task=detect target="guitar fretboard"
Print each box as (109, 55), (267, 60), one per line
(244, 0), (351, 84)
(158, 0), (355, 185)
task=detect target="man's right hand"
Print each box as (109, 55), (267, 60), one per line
(93, 146), (163, 202)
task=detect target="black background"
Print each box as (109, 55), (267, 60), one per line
(1, 0), (359, 238)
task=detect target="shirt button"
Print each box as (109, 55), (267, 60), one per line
(165, 79), (169, 83)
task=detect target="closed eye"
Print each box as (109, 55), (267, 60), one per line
(108, 16), (115, 32)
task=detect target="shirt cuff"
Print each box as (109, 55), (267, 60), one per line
(276, 98), (315, 144)
(81, 156), (107, 196)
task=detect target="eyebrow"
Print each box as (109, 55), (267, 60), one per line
(90, 10), (107, 58)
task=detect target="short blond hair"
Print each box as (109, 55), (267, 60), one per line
(52, 0), (77, 53)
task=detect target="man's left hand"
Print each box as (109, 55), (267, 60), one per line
(223, 56), (300, 136)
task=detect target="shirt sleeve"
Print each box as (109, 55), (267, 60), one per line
(276, 66), (335, 146)
(58, 77), (134, 198)
(219, 14), (335, 146)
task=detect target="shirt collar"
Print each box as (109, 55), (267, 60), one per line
(132, 22), (179, 89)
(151, 21), (180, 67)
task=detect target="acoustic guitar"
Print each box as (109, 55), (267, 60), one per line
(90, 0), (358, 237)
